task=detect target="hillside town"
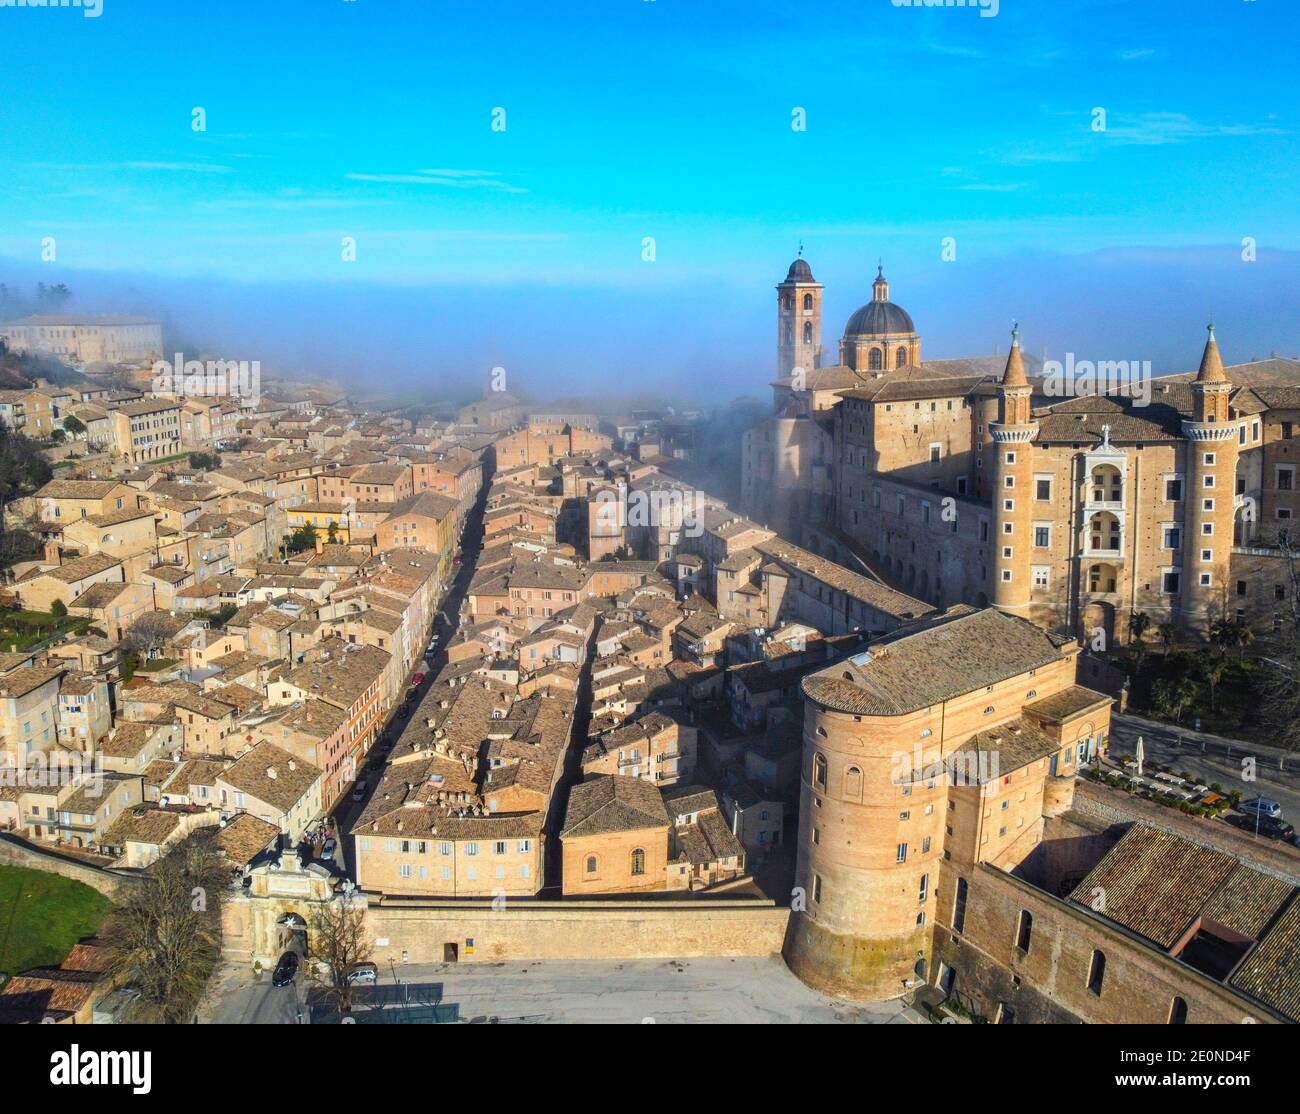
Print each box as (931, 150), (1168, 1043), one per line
(1, 282), (1299, 1033)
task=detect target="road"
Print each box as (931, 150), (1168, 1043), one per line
(324, 488), (489, 882)
(1108, 712), (1300, 823)
(202, 957), (927, 1025)
(202, 952), (307, 1024)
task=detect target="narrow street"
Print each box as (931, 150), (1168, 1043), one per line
(325, 486), (489, 883)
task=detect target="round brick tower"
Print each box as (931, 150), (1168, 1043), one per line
(991, 326), (1040, 616)
(785, 677), (941, 999)
(1180, 325), (1239, 628)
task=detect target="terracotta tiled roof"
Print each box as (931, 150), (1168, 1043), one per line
(802, 606), (1071, 717)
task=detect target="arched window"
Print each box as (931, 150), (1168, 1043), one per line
(803, 292), (813, 311)
(1168, 996), (1188, 1024)
(868, 347), (883, 371)
(585, 855), (598, 874)
(1016, 909), (1033, 953)
(630, 848), (646, 876)
(813, 753), (827, 790)
(843, 765), (863, 799)
(896, 346), (908, 368)
(1087, 949), (1106, 996)
(953, 877), (968, 933)
(803, 321), (813, 344)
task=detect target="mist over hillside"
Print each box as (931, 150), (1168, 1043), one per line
(2, 243), (1296, 405)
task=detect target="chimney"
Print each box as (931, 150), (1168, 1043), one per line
(266, 766), (278, 779)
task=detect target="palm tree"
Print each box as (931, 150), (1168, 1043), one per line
(1208, 618), (1236, 659)
(1158, 621), (1176, 656)
(1128, 610), (1151, 674)
(1234, 621), (1256, 662)
(1153, 673), (1198, 723)
(1201, 653), (1227, 713)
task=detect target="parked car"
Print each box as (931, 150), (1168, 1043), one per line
(352, 779), (368, 802)
(321, 837), (337, 861)
(1255, 816), (1295, 841)
(346, 962), (378, 985)
(271, 951), (299, 987)
(1240, 797), (1283, 820)
(412, 672), (426, 685)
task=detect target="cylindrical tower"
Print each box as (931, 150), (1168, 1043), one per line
(1180, 325), (1239, 628)
(785, 680), (942, 999)
(991, 325), (1040, 615)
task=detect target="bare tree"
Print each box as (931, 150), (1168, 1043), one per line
(307, 892), (372, 1016)
(1255, 530), (1300, 766)
(105, 832), (229, 1023)
(121, 611), (178, 658)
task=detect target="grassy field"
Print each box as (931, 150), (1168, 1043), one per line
(0, 865), (110, 981)
(0, 609), (90, 651)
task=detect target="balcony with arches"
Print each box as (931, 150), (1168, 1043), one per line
(1085, 561), (1121, 595)
(1082, 510), (1124, 560)
(1085, 463), (1125, 511)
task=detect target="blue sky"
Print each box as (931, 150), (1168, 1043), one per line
(1, 0), (1297, 398)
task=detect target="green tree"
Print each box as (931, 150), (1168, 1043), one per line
(1233, 621), (1256, 662)
(1200, 652), (1227, 714)
(1208, 618), (1236, 659)
(1153, 673), (1199, 723)
(50, 598), (67, 618)
(1128, 610), (1151, 674)
(62, 415), (86, 436)
(284, 524), (317, 555)
(1157, 621), (1176, 656)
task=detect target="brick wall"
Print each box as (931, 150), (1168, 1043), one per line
(359, 897), (787, 964)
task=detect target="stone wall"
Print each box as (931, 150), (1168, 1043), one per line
(930, 862), (1279, 1024)
(221, 884), (791, 966)
(363, 897), (789, 965)
(0, 833), (136, 898)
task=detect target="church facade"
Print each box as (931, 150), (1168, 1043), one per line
(742, 253), (1300, 642)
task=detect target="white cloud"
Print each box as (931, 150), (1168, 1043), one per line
(30, 161), (234, 173)
(346, 169), (527, 194)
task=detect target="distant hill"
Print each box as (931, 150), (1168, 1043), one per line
(0, 348), (88, 391)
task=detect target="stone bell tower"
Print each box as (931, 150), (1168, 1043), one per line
(777, 250), (823, 383)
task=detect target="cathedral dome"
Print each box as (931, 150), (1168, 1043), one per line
(844, 265), (915, 337)
(844, 300), (915, 337)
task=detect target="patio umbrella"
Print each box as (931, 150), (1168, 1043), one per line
(1135, 736), (1145, 778)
